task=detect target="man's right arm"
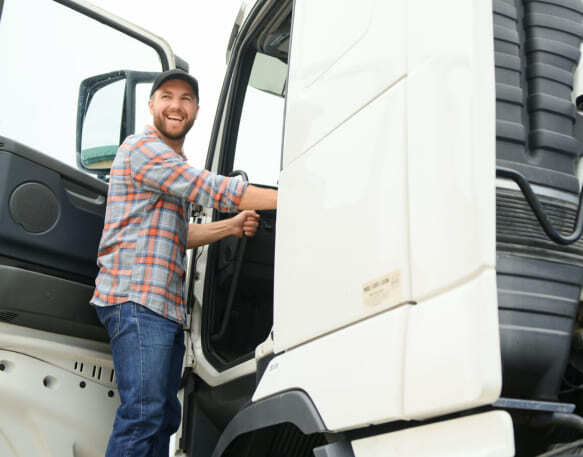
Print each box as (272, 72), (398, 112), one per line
(131, 138), (278, 212)
(238, 185), (278, 210)
(130, 139), (246, 212)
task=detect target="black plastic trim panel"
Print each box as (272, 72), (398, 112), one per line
(0, 149), (104, 279)
(0, 264), (107, 342)
(313, 442), (355, 457)
(524, 0), (583, 173)
(0, 136), (107, 195)
(497, 159), (579, 192)
(496, 186), (583, 264)
(494, 0), (528, 177)
(210, 390), (327, 457)
(494, 0), (583, 192)
(497, 253), (583, 399)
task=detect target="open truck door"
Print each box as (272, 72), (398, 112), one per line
(0, 1), (176, 455)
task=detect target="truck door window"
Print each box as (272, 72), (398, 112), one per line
(0, 0), (162, 169)
(201, 7), (291, 371)
(232, 52), (286, 186)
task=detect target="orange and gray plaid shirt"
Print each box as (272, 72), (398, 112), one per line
(91, 126), (247, 324)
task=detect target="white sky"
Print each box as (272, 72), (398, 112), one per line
(88, 0), (242, 168)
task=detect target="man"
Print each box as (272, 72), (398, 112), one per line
(90, 69), (277, 456)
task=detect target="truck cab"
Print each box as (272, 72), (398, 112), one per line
(1, 0), (582, 456)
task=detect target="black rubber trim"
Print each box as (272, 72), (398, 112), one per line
(53, 0), (170, 70)
(529, 129), (580, 155)
(210, 390), (327, 457)
(528, 93), (576, 120)
(497, 83), (524, 104)
(495, 25), (521, 46)
(527, 63), (573, 87)
(524, 0), (583, 15)
(496, 52), (522, 71)
(525, 38), (580, 65)
(525, 13), (583, 40)
(494, 0), (518, 20)
(497, 121), (526, 143)
(313, 442), (355, 457)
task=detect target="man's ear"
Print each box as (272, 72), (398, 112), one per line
(193, 104), (200, 121)
(148, 98), (154, 115)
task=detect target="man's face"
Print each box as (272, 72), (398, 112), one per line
(149, 79), (199, 141)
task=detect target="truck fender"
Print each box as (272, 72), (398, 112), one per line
(211, 389), (328, 457)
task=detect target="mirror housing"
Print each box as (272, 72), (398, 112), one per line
(248, 53), (287, 97)
(76, 70), (159, 178)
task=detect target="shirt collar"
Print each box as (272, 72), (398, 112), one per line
(144, 125), (187, 160)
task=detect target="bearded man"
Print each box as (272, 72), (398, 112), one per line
(91, 69), (277, 457)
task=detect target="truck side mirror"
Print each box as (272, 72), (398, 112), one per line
(76, 70), (159, 177)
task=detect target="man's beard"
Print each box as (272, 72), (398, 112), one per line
(153, 112), (195, 141)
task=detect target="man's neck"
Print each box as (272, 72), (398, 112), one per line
(152, 125), (185, 157)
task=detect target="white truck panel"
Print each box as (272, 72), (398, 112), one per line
(283, 0), (407, 168)
(407, 0), (496, 299)
(274, 82), (411, 354)
(0, 350), (117, 457)
(256, 304), (411, 430)
(403, 268), (501, 419)
(256, 270), (501, 430)
(351, 411), (514, 457)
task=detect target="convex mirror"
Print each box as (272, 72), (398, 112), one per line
(76, 70), (159, 177)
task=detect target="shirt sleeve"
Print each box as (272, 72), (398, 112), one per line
(130, 137), (247, 213)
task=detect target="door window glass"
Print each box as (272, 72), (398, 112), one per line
(232, 52), (287, 187)
(81, 79), (126, 152)
(0, 0), (162, 168)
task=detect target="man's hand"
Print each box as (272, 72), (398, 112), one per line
(230, 210), (260, 238)
(187, 211), (260, 249)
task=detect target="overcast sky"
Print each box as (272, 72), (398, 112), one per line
(93, 0), (243, 168)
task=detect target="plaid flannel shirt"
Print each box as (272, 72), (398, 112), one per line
(91, 126), (247, 324)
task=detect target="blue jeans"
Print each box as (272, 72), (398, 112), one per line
(96, 302), (185, 457)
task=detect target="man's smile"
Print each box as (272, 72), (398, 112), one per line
(166, 114), (184, 122)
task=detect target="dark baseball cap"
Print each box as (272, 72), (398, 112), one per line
(150, 69), (199, 101)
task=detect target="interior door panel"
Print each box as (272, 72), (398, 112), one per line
(0, 135), (108, 341)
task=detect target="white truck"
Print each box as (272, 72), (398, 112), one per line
(0, 0), (582, 455)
